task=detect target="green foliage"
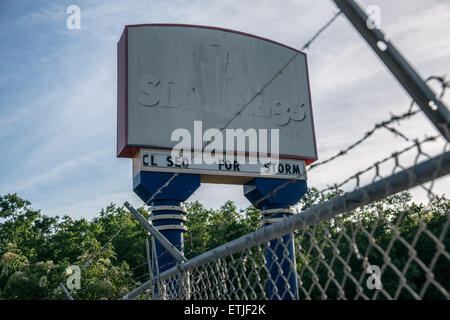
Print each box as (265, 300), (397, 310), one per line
(184, 200), (260, 258)
(0, 190), (448, 300)
(0, 194), (144, 300)
(295, 191), (449, 300)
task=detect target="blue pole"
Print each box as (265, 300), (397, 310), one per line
(133, 171), (200, 298)
(261, 204), (298, 299)
(244, 178), (307, 300)
(149, 199), (187, 298)
(150, 199), (185, 272)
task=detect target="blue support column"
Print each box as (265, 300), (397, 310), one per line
(133, 171), (200, 298)
(244, 178), (307, 300)
(149, 199), (185, 272)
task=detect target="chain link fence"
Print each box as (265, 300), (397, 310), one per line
(120, 1), (450, 301)
(123, 134), (449, 300)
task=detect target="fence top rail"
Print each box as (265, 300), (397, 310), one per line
(121, 150), (450, 300)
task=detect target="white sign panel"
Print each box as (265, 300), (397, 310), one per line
(117, 24), (318, 167)
(133, 149), (307, 184)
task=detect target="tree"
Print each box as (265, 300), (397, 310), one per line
(0, 191), (448, 300)
(0, 194), (144, 300)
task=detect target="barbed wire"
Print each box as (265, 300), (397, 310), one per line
(145, 173), (180, 205)
(253, 74), (449, 208)
(131, 240), (183, 273)
(84, 215), (131, 267)
(184, 208), (262, 258)
(308, 108), (420, 171)
(318, 135), (440, 194)
(122, 5), (450, 301)
(301, 10), (342, 50)
(144, 9), (366, 261)
(217, 10), (343, 135)
(145, 146), (450, 300)
(130, 28), (449, 304)
(254, 135), (445, 210)
(309, 76), (449, 171)
(426, 75), (449, 100)
(141, 9), (343, 208)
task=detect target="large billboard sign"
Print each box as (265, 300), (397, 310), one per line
(117, 24), (317, 182)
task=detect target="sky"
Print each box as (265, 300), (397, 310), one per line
(0, 0), (449, 219)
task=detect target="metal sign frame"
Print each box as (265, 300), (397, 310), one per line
(117, 24), (318, 171)
(132, 148), (307, 184)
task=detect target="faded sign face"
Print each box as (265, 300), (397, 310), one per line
(117, 24), (317, 166)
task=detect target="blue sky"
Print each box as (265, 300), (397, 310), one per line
(0, 0), (449, 219)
